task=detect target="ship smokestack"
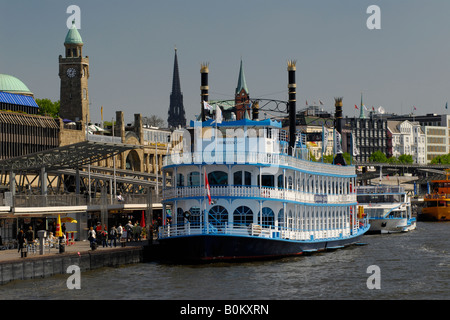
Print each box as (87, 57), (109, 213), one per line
(334, 97), (343, 134)
(200, 63), (209, 121)
(333, 97), (346, 166)
(288, 60), (297, 155)
(252, 101), (259, 120)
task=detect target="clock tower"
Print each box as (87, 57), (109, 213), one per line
(59, 20), (90, 122)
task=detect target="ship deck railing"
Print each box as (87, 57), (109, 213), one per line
(424, 193), (450, 200)
(356, 185), (405, 194)
(163, 185), (356, 204)
(163, 151), (355, 176)
(158, 222), (359, 242)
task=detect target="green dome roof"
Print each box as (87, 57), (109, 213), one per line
(65, 20), (83, 44)
(0, 74), (32, 95)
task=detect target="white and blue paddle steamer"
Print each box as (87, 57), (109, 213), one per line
(158, 61), (369, 262)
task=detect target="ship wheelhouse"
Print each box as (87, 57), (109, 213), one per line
(160, 118), (360, 242)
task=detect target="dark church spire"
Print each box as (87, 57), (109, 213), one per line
(167, 47), (186, 128)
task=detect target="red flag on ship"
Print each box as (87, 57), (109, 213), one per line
(355, 104), (358, 110)
(204, 168), (211, 205)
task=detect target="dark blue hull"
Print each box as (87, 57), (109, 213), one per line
(157, 232), (367, 263)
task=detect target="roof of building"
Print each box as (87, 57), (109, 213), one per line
(0, 140), (139, 171)
(0, 74), (33, 96)
(65, 20), (83, 44)
(0, 91), (38, 107)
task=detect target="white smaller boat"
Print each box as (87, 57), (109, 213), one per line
(356, 185), (416, 234)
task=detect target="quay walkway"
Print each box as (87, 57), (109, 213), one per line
(0, 239), (158, 285)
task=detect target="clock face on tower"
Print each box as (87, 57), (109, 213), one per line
(67, 68), (77, 78)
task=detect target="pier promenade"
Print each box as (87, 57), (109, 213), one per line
(0, 240), (153, 285)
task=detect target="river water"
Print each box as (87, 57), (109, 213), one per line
(0, 222), (448, 302)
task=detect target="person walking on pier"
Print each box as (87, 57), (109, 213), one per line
(125, 221), (133, 242)
(17, 229), (26, 253)
(26, 226), (34, 243)
(117, 223), (123, 239)
(101, 226), (108, 248)
(109, 225), (117, 247)
(88, 227), (96, 250)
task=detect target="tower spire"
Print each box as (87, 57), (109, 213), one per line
(235, 59), (249, 95)
(167, 47), (186, 128)
(234, 59), (250, 120)
(359, 92), (366, 119)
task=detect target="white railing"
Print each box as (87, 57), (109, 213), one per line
(163, 151), (355, 176)
(163, 185), (357, 204)
(158, 222), (354, 242)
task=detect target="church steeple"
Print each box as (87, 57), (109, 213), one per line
(235, 59), (250, 120)
(167, 47), (186, 128)
(235, 59), (248, 95)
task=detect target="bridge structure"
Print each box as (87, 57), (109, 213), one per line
(0, 140), (166, 242)
(354, 162), (450, 194)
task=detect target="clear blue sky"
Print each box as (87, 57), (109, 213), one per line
(2, 0), (450, 126)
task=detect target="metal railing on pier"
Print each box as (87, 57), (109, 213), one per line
(13, 193), (152, 208)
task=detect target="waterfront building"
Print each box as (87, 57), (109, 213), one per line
(167, 48), (186, 128)
(388, 120), (426, 164)
(0, 21), (180, 243)
(341, 114), (389, 163)
(385, 113), (450, 163)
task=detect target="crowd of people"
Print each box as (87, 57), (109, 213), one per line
(87, 221), (152, 249)
(15, 219), (155, 254)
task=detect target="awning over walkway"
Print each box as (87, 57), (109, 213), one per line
(0, 140), (141, 171)
(0, 92), (38, 107)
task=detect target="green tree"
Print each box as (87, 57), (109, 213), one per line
(398, 154), (413, 164)
(387, 156), (399, 164)
(431, 154), (450, 164)
(369, 150), (387, 163)
(36, 98), (60, 118)
(320, 152), (351, 164)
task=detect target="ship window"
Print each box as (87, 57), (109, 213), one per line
(234, 171), (242, 185)
(233, 206), (253, 226)
(208, 171), (228, 186)
(188, 207), (201, 225)
(233, 171), (252, 186)
(278, 175), (284, 189)
(278, 209), (285, 228)
(209, 205), (228, 226)
(177, 173), (184, 187)
(244, 171), (251, 185)
(259, 175), (274, 187)
(188, 172), (200, 186)
(259, 207), (274, 226)
(288, 176), (293, 189)
(176, 208), (185, 225)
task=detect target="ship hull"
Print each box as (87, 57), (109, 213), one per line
(419, 207), (450, 221)
(368, 218), (416, 234)
(157, 231), (368, 263)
